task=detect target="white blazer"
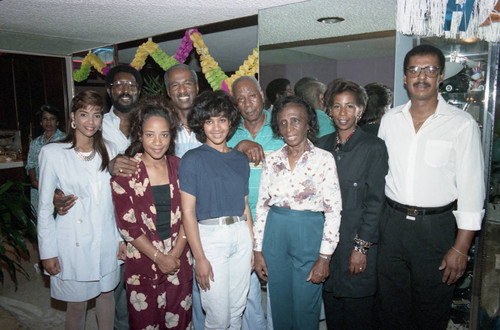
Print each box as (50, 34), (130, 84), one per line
(37, 142), (121, 281)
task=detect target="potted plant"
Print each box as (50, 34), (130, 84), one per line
(0, 180), (37, 289)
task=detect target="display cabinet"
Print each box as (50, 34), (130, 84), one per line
(420, 37), (499, 329)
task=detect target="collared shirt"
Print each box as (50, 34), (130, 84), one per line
(175, 124), (202, 158)
(254, 140), (342, 254)
(378, 95), (485, 231)
(26, 129), (66, 177)
(102, 107), (130, 153)
(227, 110), (285, 219)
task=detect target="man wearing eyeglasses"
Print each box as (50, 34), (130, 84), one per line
(377, 44), (485, 329)
(103, 65), (142, 153)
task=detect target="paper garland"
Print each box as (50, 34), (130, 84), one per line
(73, 52), (106, 82)
(72, 28), (259, 92)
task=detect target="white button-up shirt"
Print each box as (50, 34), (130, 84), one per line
(378, 95), (485, 231)
(102, 107), (131, 153)
(175, 124), (202, 158)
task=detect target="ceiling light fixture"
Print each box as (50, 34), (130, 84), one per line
(317, 17), (344, 24)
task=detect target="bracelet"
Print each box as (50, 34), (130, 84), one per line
(452, 246), (468, 258)
(319, 254), (331, 261)
(353, 235), (373, 250)
(153, 249), (159, 263)
(354, 246), (368, 255)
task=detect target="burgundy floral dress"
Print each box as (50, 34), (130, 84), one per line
(111, 154), (193, 329)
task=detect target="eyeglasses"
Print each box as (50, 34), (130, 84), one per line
(110, 81), (139, 91)
(406, 66), (441, 78)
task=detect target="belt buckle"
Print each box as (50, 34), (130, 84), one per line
(406, 207), (418, 221)
(225, 217), (235, 225)
(407, 208), (418, 216)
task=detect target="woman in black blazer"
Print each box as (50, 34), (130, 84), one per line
(316, 79), (388, 330)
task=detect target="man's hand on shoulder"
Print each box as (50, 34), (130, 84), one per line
(110, 155), (140, 177)
(235, 140), (265, 165)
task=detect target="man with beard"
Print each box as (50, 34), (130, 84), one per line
(164, 63), (202, 157)
(54, 65), (142, 330)
(228, 76), (285, 329)
(377, 45), (485, 329)
(102, 65), (142, 153)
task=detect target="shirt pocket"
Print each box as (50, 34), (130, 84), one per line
(425, 140), (453, 168)
(340, 180), (365, 211)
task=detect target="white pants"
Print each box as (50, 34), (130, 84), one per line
(198, 220), (252, 329)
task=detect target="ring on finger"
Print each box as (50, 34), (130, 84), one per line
(119, 168), (123, 173)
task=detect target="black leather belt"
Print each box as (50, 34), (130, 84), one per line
(386, 198), (456, 216)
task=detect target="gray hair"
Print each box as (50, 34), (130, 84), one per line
(164, 63), (198, 90)
(231, 75), (262, 95)
(303, 81), (326, 110)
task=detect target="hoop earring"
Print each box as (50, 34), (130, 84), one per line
(71, 121), (76, 129)
(99, 125), (102, 131)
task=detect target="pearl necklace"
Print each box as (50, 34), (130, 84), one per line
(74, 146), (96, 161)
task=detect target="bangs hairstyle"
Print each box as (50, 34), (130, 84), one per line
(324, 78), (368, 111)
(188, 90), (241, 143)
(271, 96), (319, 141)
(403, 44), (445, 75)
(60, 90), (109, 171)
(125, 96), (179, 158)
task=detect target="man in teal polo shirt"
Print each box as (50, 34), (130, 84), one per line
(228, 76), (284, 329)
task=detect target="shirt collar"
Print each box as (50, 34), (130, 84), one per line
(399, 95), (453, 117)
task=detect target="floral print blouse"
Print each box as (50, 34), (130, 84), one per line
(254, 140), (342, 255)
(25, 129), (66, 177)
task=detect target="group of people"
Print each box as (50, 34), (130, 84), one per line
(32, 43), (484, 330)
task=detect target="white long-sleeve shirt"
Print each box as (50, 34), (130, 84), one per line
(378, 95), (485, 231)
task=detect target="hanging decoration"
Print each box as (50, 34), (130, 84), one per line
(396, 0), (500, 42)
(72, 28), (259, 92)
(73, 52), (106, 82)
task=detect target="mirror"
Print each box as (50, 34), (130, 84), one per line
(258, 0), (397, 93)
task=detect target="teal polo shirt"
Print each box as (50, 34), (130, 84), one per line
(227, 110), (284, 220)
(316, 109), (336, 138)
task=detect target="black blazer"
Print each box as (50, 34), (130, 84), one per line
(316, 127), (388, 297)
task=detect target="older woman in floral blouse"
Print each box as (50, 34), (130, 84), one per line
(253, 96), (342, 329)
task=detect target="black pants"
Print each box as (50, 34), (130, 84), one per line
(377, 203), (456, 330)
(322, 293), (375, 330)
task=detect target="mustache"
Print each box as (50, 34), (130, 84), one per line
(413, 81), (431, 88)
(175, 93), (190, 98)
(118, 93), (133, 99)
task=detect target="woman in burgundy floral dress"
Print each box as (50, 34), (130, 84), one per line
(111, 96), (192, 329)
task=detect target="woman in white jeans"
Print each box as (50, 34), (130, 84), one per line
(179, 90), (253, 329)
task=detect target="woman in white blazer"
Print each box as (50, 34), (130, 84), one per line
(37, 90), (124, 330)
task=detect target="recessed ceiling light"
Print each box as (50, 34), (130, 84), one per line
(317, 17), (344, 24)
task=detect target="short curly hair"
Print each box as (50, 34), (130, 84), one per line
(324, 78), (368, 112)
(188, 90), (241, 143)
(271, 96), (318, 141)
(125, 96), (178, 157)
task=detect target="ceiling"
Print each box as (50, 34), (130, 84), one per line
(0, 0), (398, 71)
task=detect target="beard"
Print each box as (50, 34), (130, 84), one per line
(112, 91), (137, 114)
